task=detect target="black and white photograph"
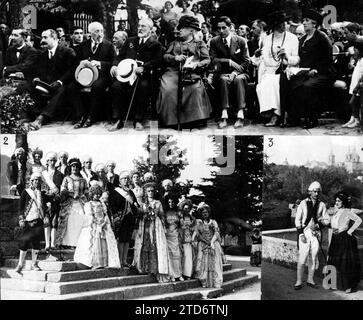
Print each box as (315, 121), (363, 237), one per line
(262, 136), (363, 300)
(0, 0), (363, 135)
(0, 133), (262, 300)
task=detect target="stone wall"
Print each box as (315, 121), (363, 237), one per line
(262, 229), (298, 270)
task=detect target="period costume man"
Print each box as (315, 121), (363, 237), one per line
(6, 148), (30, 196)
(106, 160), (120, 191)
(109, 171), (139, 268)
(80, 155), (98, 186)
(3, 28), (38, 84)
(294, 181), (327, 290)
(56, 151), (68, 175)
(287, 9), (335, 129)
(14, 173), (53, 273)
(210, 16), (250, 129)
(42, 152), (64, 252)
(28, 29), (77, 130)
(72, 22), (116, 128)
(109, 18), (163, 131)
(157, 15), (212, 128)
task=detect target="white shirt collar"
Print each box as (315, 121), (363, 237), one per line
(49, 44), (58, 57)
(223, 33), (232, 47)
(16, 43), (26, 51)
(139, 36), (150, 44)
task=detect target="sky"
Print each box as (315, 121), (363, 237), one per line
(1, 133), (223, 195)
(264, 136), (363, 166)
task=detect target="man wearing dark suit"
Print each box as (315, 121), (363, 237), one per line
(106, 161), (120, 191)
(210, 16), (250, 129)
(109, 18), (163, 131)
(69, 26), (84, 55)
(71, 22), (116, 128)
(3, 28), (38, 83)
(28, 29), (77, 130)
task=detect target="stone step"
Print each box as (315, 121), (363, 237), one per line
(4, 259), (89, 272)
(220, 274), (259, 295)
(222, 269), (246, 282)
(45, 274), (155, 295)
(0, 273), (155, 295)
(4, 258), (232, 274)
(135, 274), (260, 301)
(0, 268), (54, 281)
(57, 279), (201, 300)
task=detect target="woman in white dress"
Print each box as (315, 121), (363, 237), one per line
(74, 185), (120, 269)
(256, 11), (299, 126)
(55, 158), (88, 248)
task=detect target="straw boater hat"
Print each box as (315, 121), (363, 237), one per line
(116, 58), (138, 85)
(75, 60), (99, 87)
(34, 79), (52, 95)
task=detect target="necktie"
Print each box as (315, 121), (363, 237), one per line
(223, 38), (228, 48)
(139, 38), (144, 46)
(92, 42), (98, 54)
(49, 50), (53, 60)
(16, 49), (21, 60)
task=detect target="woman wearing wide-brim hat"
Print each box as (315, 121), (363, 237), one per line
(256, 10), (300, 127)
(287, 8), (336, 129)
(156, 15), (212, 128)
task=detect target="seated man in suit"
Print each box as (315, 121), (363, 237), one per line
(3, 28), (38, 88)
(210, 16), (250, 129)
(71, 22), (116, 129)
(109, 18), (162, 131)
(70, 26), (84, 53)
(28, 29), (77, 130)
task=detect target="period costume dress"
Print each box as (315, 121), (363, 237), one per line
(132, 184), (144, 207)
(180, 213), (195, 278)
(157, 38), (212, 126)
(55, 175), (88, 247)
(74, 199), (120, 268)
(327, 208), (362, 291)
(194, 219), (223, 288)
(133, 199), (169, 280)
(165, 209), (182, 279)
(257, 31), (299, 116)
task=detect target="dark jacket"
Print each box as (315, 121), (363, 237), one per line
(76, 38), (115, 78)
(210, 34), (250, 74)
(4, 44), (38, 79)
(19, 188), (52, 222)
(6, 159), (28, 194)
(34, 45), (77, 84)
(113, 36), (163, 73)
(299, 30), (335, 77)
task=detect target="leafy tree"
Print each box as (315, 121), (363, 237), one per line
(194, 136), (263, 223)
(132, 135), (192, 196)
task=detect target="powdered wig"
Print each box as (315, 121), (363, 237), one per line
(89, 184), (103, 199)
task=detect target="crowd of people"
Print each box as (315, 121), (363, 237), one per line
(7, 147), (224, 288)
(294, 181), (362, 294)
(2, 2), (363, 131)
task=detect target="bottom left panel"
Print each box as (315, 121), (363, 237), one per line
(0, 133), (262, 301)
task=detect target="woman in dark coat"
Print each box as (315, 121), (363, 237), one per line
(287, 9), (335, 129)
(157, 15), (212, 128)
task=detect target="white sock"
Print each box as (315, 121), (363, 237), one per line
(237, 109), (244, 119)
(51, 229), (56, 247)
(221, 109), (228, 119)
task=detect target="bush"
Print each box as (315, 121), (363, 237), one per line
(0, 84), (35, 134)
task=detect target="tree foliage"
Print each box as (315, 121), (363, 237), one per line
(132, 135), (192, 196)
(194, 136), (263, 223)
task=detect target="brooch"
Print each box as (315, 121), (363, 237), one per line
(129, 43), (134, 49)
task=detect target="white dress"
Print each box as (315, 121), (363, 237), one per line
(257, 32), (299, 116)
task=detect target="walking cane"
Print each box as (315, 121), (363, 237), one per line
(176, 62), (183, 131)
(123, 76), (140, 129)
